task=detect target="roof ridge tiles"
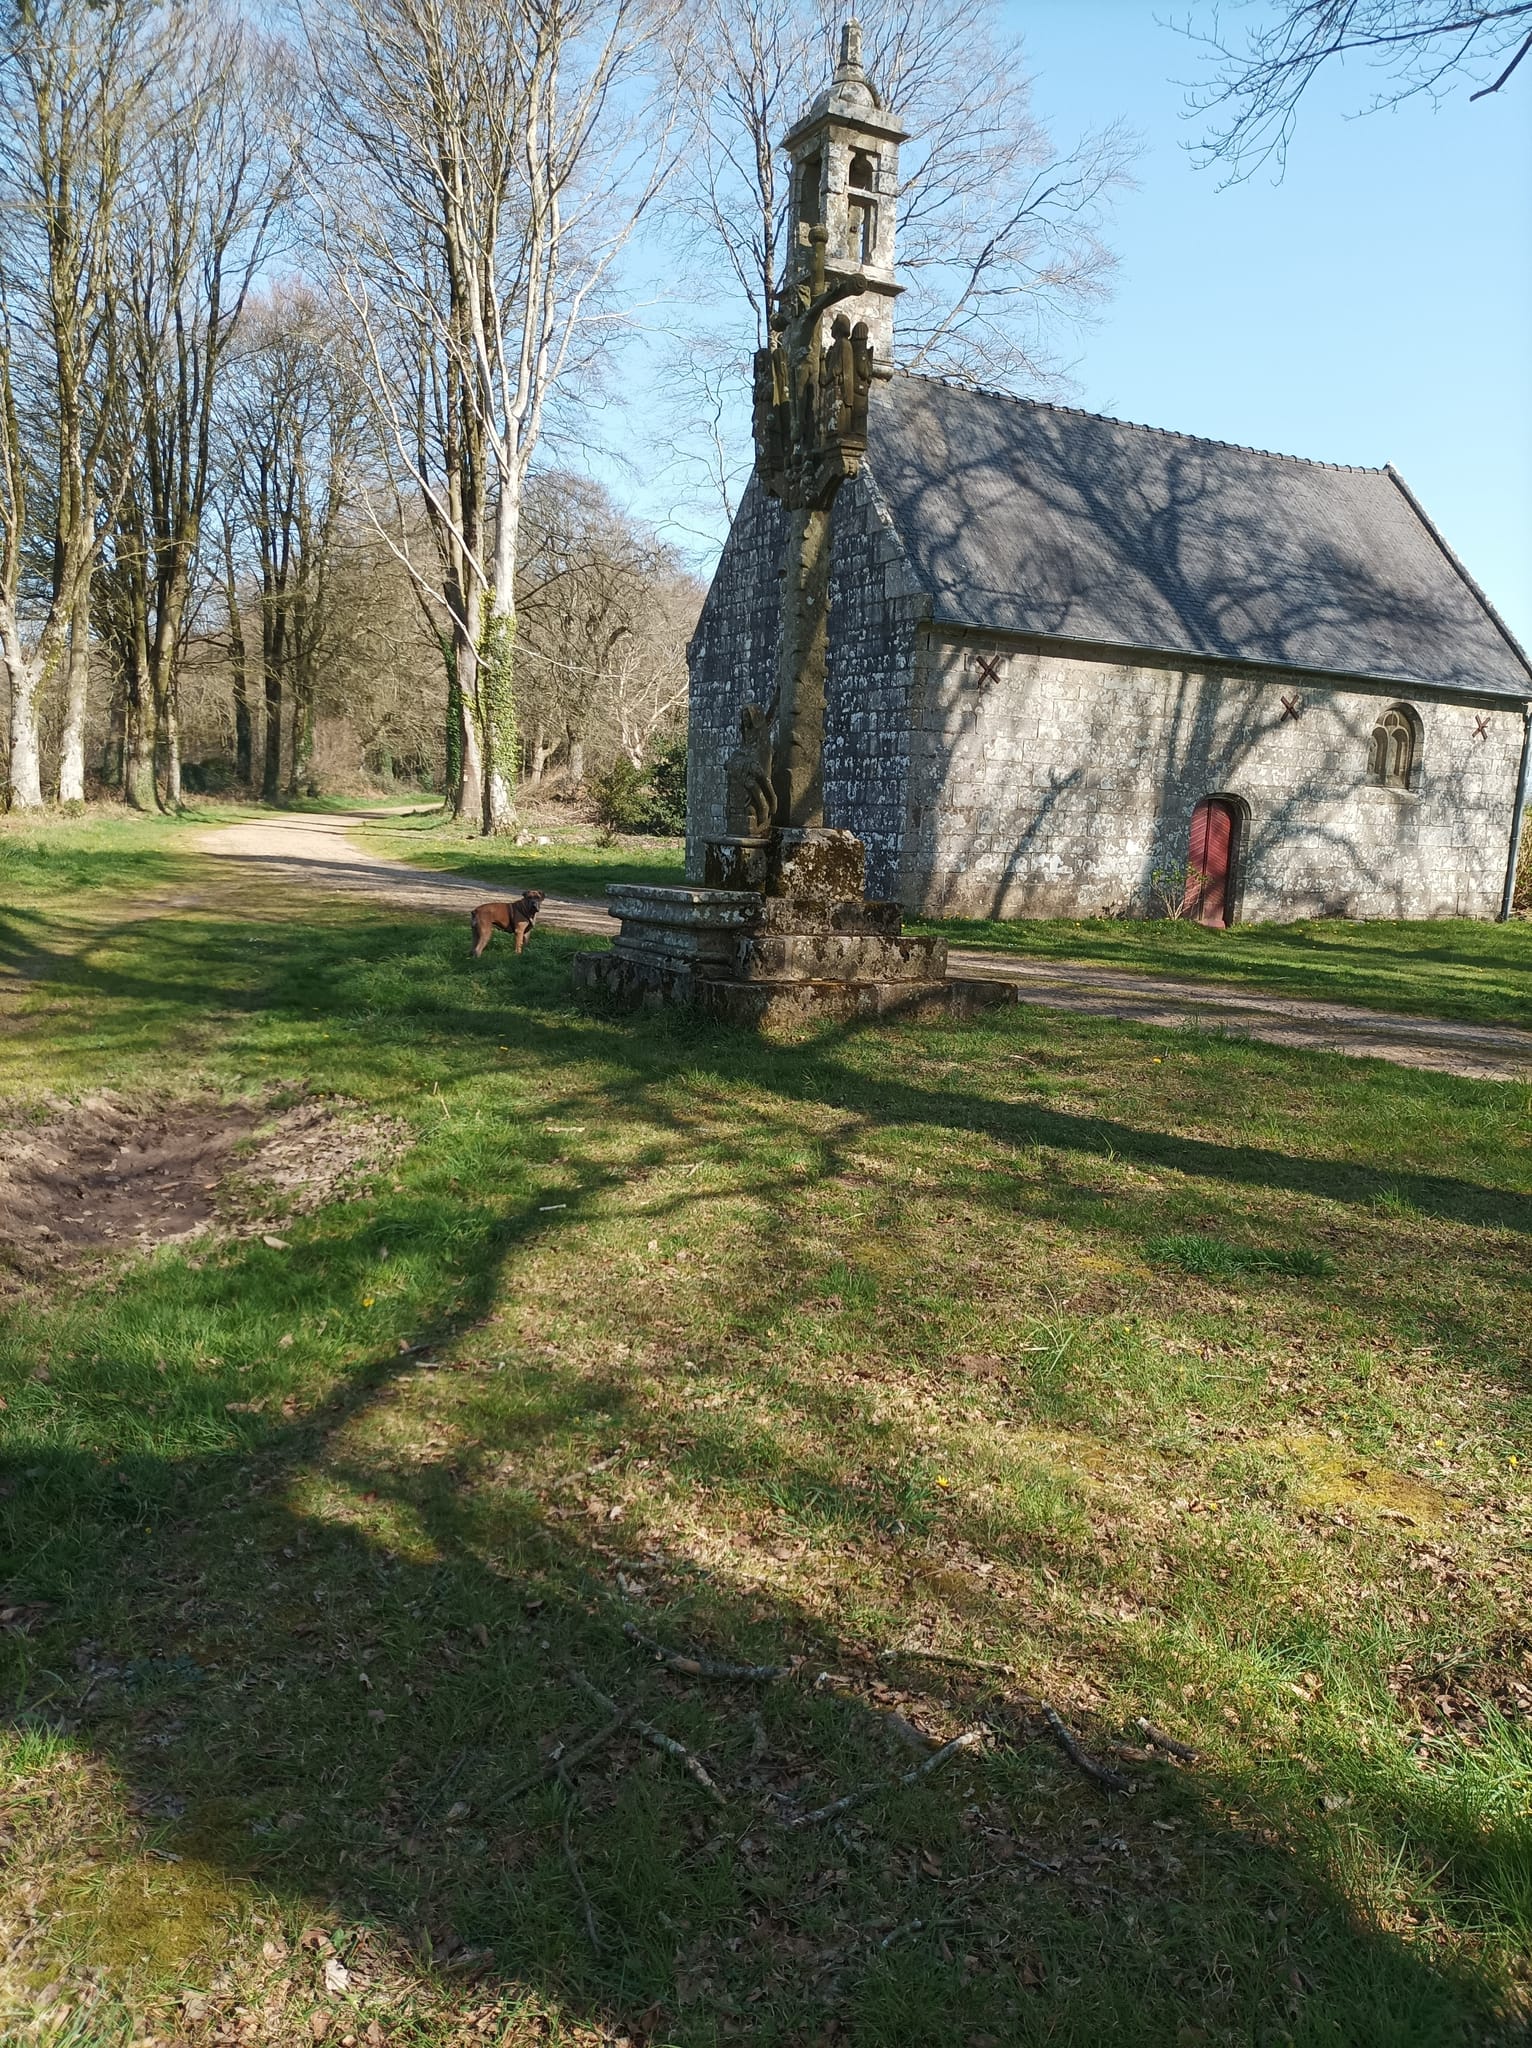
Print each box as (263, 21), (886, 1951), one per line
(893, 368), (1385, 475)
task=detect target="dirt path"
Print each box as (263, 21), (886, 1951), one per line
(197, 811), (1532, 1082)
(197, 809), (612, 937)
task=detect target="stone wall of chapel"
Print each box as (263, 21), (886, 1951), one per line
(685, 465), (926, 894)
(822, 468), (928, 898)
(684, 476), (787, 877)
(902, 639), (1527, 922)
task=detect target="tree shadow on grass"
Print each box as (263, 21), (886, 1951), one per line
(4, 900), (1529, 1240)
(2, 1183), (1527, 2045)
(2, 903), (1529, 2040)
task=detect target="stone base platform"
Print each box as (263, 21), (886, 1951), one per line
(572, 827), (956, 1029)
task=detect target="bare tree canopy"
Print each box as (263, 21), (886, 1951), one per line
(304, 0), (683, 834)
(1180, 1), (1532, 179)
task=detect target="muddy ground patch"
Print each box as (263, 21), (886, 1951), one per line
(0, 1094), (408, 1276)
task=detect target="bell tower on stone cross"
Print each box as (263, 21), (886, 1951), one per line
(780, 20), (907, 373)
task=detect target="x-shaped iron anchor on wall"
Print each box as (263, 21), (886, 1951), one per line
(1473, 716), (1490, 741)
(1279, 693), (1302, 722)
(972, 652), (1004, 689)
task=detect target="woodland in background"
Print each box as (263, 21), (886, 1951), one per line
(2, 0), (1133, 832)
(0, 0), (703, 822)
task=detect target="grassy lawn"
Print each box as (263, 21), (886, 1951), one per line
(907, 913), (1532, 1033)
(3, 809), (1530, 2047)
(353, 804), (687, 903)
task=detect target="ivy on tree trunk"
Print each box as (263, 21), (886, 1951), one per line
(478, 607), (519, 835)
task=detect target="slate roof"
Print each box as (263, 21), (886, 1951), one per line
(865, 374), (1531, 700)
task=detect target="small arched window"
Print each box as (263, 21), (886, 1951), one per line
(846, 151), (877, 262)
(1368, 703), (1420, 791)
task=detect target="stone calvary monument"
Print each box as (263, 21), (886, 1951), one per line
(574, 23), (955, 1025)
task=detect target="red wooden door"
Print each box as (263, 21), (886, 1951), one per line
(1185, 799), (1236, 927)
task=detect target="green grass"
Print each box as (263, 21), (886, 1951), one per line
(354, 802), (687, 901)
(2, 808), (1531, 2046)
(1144, 1232), (1336, 1281)
(910, 909), (1532, 1031)
(274, 790), (441, 814)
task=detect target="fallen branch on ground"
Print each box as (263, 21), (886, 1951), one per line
(554, 1762), (602, 1952)
(568, 1669), (727, 1806)
(1137, 1718), (1198, 1762)
(504, 1708), (629, 1803)
(623, 1621), (795, 1682)
(789, 1728), (985, 1829)
(881, 1644), (1019, 1679)
(1041, 1705), (1131, 1793)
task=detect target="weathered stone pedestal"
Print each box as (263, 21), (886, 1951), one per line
(572, 827), (951, 1029)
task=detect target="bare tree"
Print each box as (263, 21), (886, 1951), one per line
(0, 0), (160, 807)
(659, 0), (1134, 529)
(305, 0), (683, 836)
(102, 6), (288, 808)
(222, 288), (363, 800)
(1179, 1), (1532, 180)
(608, 571), (695, 767)
(516, 472), (698, 780)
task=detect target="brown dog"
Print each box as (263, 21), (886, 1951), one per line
(470, 890), (545, 959)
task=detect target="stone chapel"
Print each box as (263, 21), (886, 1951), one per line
(686, 29), (1532, 926)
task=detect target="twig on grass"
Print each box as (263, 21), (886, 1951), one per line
(789, 1728), (985, 1829)
(568, 1669), (727, 1806)
(554, 1763), (602, 1952)
(503, 1708), (630, 1804)
(622, 1621), (795, 1681)
(881, 1644), (1019, 1679)
(1137, 1718), (1198, 1762)
(1041, 1705), (1131, 1793)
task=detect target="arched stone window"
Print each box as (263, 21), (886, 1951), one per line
(847, 150), (877, 262)
(1367, 703), (1421, 791)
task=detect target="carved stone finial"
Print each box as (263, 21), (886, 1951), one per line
(838, 19), (863, 77)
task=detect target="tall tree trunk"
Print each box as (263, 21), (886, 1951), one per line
(442, 634), (463, 811)
(233, 665), (252, 786)
(262, 667), (282, 799)
(288, 672), (314, 795)
(57, 598), (91, 803)
(123, 659), (155, 811)
(165, 679), (182, 807)
(528, 724), (550, 786)
(101, 671), (125, 789)
(116, 541), (156, 809)
(225, 537), (252, 785)
(4, 648), (44, 809)
(454, 582), (486, 828)
(479, 499), (519, 835)
(261, 587), (287, 801)
(568, 735), (585, 787)
(459, 649), (484, 822)
(147, 545), (195, 811)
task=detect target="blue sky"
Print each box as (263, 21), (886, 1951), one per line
(989, 1), (1532, 642)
